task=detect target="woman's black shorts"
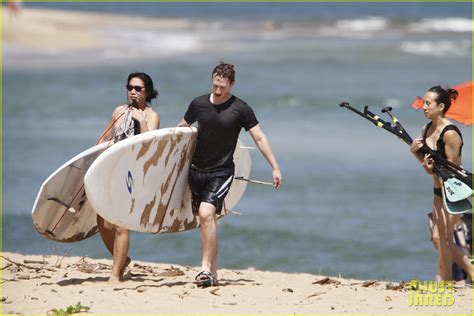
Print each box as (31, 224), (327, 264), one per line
(189, 165), (234, 215)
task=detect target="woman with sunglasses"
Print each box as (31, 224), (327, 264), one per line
(410, 85), (471, 283)
(97, 72), (160, 282)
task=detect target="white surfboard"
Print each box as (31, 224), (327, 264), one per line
(84, 127), (251, 234)
(31, 142), (110, 242)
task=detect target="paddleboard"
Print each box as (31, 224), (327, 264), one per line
(31, 142), (110, 242)
(84, 127), (251, 234)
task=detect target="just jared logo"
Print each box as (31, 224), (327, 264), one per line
(408, 280), (455, 307)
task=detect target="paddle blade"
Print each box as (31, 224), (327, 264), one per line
(444, 198), (472, 215)
(443, 178), (473, 202)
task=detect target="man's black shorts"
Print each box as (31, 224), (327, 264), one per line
(189, 165), (234, 215)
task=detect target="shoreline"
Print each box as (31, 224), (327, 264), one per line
(3, 7), (191, 52)
(1, 251), (471, 314)
(2, 7), (197, 69)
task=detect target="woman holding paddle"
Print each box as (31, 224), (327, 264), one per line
(97, 72), (160, 282)
(410, 85), (471, 282)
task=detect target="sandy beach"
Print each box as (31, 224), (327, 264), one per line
(3, 7), (191, 51)
(3, 7), (201, 69)
(3, 4), (473, 315)
(1, 252), (471, 314)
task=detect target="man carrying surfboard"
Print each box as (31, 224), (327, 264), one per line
(179, 62), (282, 287)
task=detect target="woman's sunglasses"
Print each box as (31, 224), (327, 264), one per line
(126, 85), (145, 93)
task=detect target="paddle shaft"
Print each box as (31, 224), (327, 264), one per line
(339, 102), (412, 145)
(235, 176), (274, 186)
(383, 108), (472, 184)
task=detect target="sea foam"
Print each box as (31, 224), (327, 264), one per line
(400, 40), (471, 57)
(408, 18), (472, 33)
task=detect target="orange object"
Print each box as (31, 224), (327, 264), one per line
(411, 81), (472, 125)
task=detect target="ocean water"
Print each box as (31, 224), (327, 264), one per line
(2, 2), (472, 281)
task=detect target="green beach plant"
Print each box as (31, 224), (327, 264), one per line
(49, 302), (90, 316)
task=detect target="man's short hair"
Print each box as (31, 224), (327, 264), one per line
(212, 62), (235, 82)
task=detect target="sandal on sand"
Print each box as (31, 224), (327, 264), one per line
(195, 271), (216, 287)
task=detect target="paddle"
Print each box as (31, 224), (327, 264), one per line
(444, 196), (472, 215)
(340, 102), (472, 213)
(380, 106), (413, 145)
(339, 102), (412, 145)
(340, 102), (471, 184)
(235, 176), (274, 186)
(378, 106), (472, 202)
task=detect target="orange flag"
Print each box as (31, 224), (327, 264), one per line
(411, 81), (472, 125)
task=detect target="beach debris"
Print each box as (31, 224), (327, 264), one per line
(305, 292), (323, 299)
(1, 277), (18, 283)
(385, 295), (392, 302)
(132, 262), (154, 274)
(73, 257), (110, 274)
(24, 259), (47, 265)
(76, 264), (101, 274)
(6, 266), (23, 274)
(223, 302), (237, 306)
(129, 271), (148, 277)
(282, 288), (294, 293)
(1, 263), (13, 271)
(157, 266), (184, 277)
(361, 280), (378, 287)
(1, 256), (56, 272)
(385, 281), (407, 291)
(113, 284), (157, 292)
(53, 248), (72, 268)
(20, 274), (51, 281)
(178, 290), (190, 299)
(210, 288), (220, 296)
(312, 277), (341, 285)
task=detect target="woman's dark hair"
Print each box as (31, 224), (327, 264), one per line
(127, 72), (159, 102)
(428, 85), (458, 114)
(212, 62), (235, 82)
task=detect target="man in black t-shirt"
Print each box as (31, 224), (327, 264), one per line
(179, 62), (282, 287)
